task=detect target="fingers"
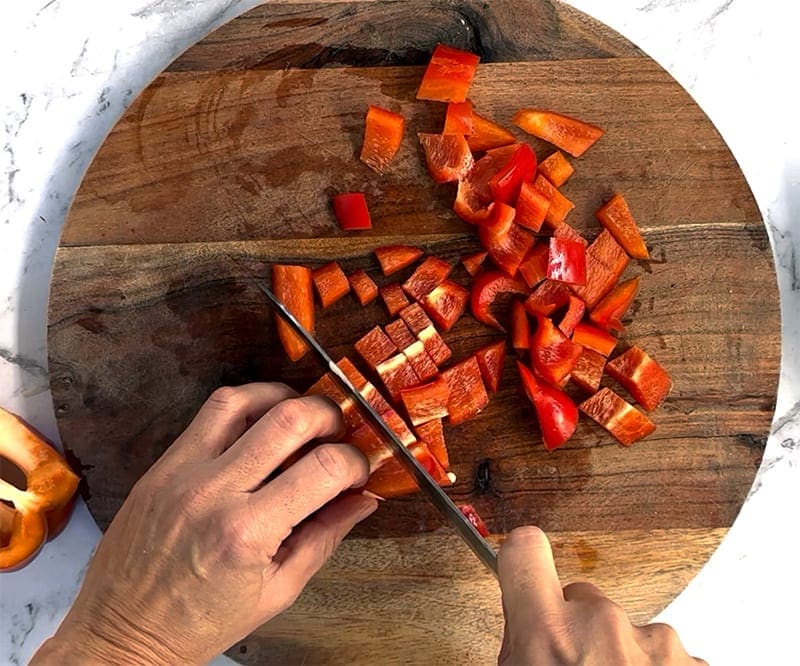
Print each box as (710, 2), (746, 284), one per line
(562, 581), (606, 603)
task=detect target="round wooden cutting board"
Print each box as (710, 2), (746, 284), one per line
(47, 1), (780, 664)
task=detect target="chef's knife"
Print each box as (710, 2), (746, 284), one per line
(258, 283), (499, 577)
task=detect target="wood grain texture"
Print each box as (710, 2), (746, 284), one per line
(47, 1), (779, 663)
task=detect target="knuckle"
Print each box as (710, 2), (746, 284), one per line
(646, 622), (683, 655)
(312, 443), (356, 485)
(270, 399), (313, 439)
(208, 385), (247, 413)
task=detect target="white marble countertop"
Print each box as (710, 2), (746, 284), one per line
(1, 1), (798, 663)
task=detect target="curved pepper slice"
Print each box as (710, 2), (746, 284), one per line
(478, 203), (536, 277)
(489, 143), (537, 205)
(475, 340), (506, 394)
(453, 144), (519, 224)
(416, 43), (480, 103)
(272, 264), (314, 361)
(470, 270), (528, 331)
(590, 276), (640, 333)
(418, 133), (474, 183)
(513, 109), (604, 158)
(360, 105), (405, 174)
(595, 193), (650, 260)
(530, 316), (582, 387)
(517, 361), (578, 451)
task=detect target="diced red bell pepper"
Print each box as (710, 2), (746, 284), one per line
(415, 418), (448, 470)
(478, 204), (536, 277)
(524, 279), (571, 316)
(332, 192), (372, 231)
(515, 180), (550, 232)
(385, 318), (416, 350)
(360, 105), (405, 174)
(548, 237), (586, 286)
(557, 295), (586, 337)
(530, 316), (582, 387)
(441, 355), (489, 425)
(571, 322), (617, 357)
(416, 43), (480, 103)
(458, 504), (490, 537)
(470, 270), (528, 331)
(444, 100), (474, 135)
(489, 143), (537, 205)
(355, 325), (398, 370)
(419, 133), (474, 183)
(272, 264), (314, 362)
(400, 376), (450, 426)
(475, 340), (506, 394)
(518, 244), (550, 289)
(347, 269), (379, 306)
(306, 373), (363, 434)
(420, 280), (469, 332)
(417, 325), (452, 367)
(349, 407), (419, 470)
(374, 245), (424, 276)
(336, 357), (368, 390)
(403, 340), (439, 383)
(570, 348), (606, 393)
(461, 250), (488, 277)
(569, 252), (618, 309)
(517, 361), (578, 451)
(365, 440), (451, 498)
(399, 302), (433, 334)
(538, 150), (574, 187)
(606, 346), (672, 411)
(403, 256), (453, 301)
(553, 222), (588, 248)
(533, 175), (574, 228)
(579, 388), (655, 446)
(589, 229), (629, 280)
(380, 283), (411, 317)
(376, 352), (421, 400)
(590, 276), (640, 333)
(453, 144), (519, 224)
(312, 261), (350, 308)
(596, 193), (650, 260)
(513, 109), (604, 158)
(467, 112), (517, 152)
(511, 300), (530, 351)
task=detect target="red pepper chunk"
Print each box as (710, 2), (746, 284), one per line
(458, 504), (490, 537)
(515, 181), (550, 232)
(442, 355), (489, 425)
(590, 229), (629, 281)
(467, 112), (517, 152)
(454, 144), (519, 224)
(530, 316), (582, 387)
(332, 192), (372, 231)
(518, 244), (550, 289)
(385, 318), (416, 350)
(400, 376), (450, 426)
(360, 105), (405, 174)
(415, 418), (448, 470)
(374, 245), (424, 276)
(489, 143), (537, 204)
(557, 295), (586, 337)
(538, 151), (574, 187)
(511, 300), (530, 351)
(376, 353), (420, 401)
(606, 346), (672, 411)
(399, 302), (434, 334)
(569, 252), (617, 309)
(533, 175), (575, 228)
(444, 100), (474, 135)
(524, 279), (571, 317)
(420, 280), (469, 332)
(461, 250), (488, 277)
(312, 261), (350, 308)
(365, 440), (451, 498)
(402, 340), (439, 383)
(571, 348), (606, 393)
(355, 325), (398, 370)
(572, 322), (617, 357)
(475, 340), (506, 394)
(478, 204), (536, 277)
(417, 43), (480, 103)
(347, 269), (379, 306)
(403, 256), (452, 301)
(470, 270), (528, 331)
(579, 388), (655, 446)
(380, 283), (410, 317)
(590, 276), (640, 333)
(417, 325), (452, 366)
(513, 109), (604, 158)
(419, 133), (474, 184)
(272, 264), (314, 362)
(517, 361), (578, 451)
(596, 193), (650, 260)
(548, 237), (586, 286)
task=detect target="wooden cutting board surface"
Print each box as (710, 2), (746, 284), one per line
(47, 1), (780, 663)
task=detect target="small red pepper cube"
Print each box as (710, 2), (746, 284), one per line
(513, 109), (604, 158)
(467, 112), (517, 153)
(347, 269), (379, 306)
(400, 376), (450, 426)
(399, 302), (434, 334)
(489, 143), (537, 205)
(524, 279), (571, 317)
(606, 346), (672, 411)
(510, 300), (530, 351)
(360, 105), (405, 174)
(385, 318), (417, 350)
(515, 180), (550, 232)
(590, 276), (640, 333)
(441, 355), (489, 425)
(538, 151), (575, 187)
(416, 43), (480, 103)
(420, 280), (469, 332)
(415, 418), (448, 470)
(570, 348), (606, 393)
(557, 295), (586, 337)
(355, 325), (398, 370)
(596, 193), (650, 260)
(380, 283), (411, 317)
(475, 340), (506, 394)
(332, 192), (372, 231)
(458, 504), (490, 537)
(553, 222), (588, 248)
(571, 322), (617, 357)
(312, 261), (350, 308)
(533, 175), (574, 228)
(336, 357), (368, 390)
(470, 270), (528, 331)
(569, 252), (618, 309)
(548, 237), (587, 286)
(530, 316), (582, 387)
(461, 250), (488, 277)
(419, 133), (474, 184)
(403, 257), (453, 301)
(579, 387), (656, 446)
(402, 340), (439, 383)
(517, 361), (578, 451)
(272, 264), (314, 362)
(443, 100), (474, 135)
(374, 245), (424, 276)
(589, 229), (629, 280)
(376, 353), (421, 401)
(417, 325), (452, 367)
(518, 244), (550, 289)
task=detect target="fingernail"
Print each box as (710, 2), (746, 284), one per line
(360, 490), (385, 502)
(356, 497), (379, 520)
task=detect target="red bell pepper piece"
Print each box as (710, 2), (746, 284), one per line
(606, 346), (672, 411)
(530, 316), (582, 387)
(417, 325), (452, 366)
(458, 504), (490, 537)
(570, 348), (606, 393)
(596, 193), (650, 260)
(548, 237), (587, 286)
(533, 175), (574, 228)
(470, 270), (528, 331)
(400, 376), (451, 426)
(403, 256), (453, 301)
(515, 180), (550, 232)
(571, 322), (617, 357)
(579, 388), (656, 446)
(557, 295), (586, 337)
(467, 112), (517, 152)
(360, 105), (405, 174)
(272, 264), (314, 362)
(524, 279), (571, 316)
(420, 280), (469, 332)
(453, 144), (519, 224)
(332, 192), (372, 231)
(538, 150), (574, 187)
(441, 355), (489, 425)
(306, 372), (361, 432)
(475, 340), (506, 394)
(518, 244), (550, 289)
(355, 325), (398, 370)
(399, 302), (434, 334)
(402, 340), (439, 383)
(312, 261), (350, 308)
(365, 440), (452, 498)
(589, 229), (629, 280)
(415, 418), (448, 470)
(444, 100), (474, 135)
(568, 253), (617, 309)
(478, 203), (536, 277)
(347, 269), (379, 306)
(374, 245), (424, 276)
(517, 361), (578, 451)
(419, 132), (474, 183)
(376, 352), (421, 401)
(511, 300), (530, 351)
(380, 283), (411, 317)
(513, 109), (604, 158)
(461, 250), (488, 277)
(590, 276), (640, 333)
(416, 43), (480, 103)
(489, 143), (537, 205)
(553, 222), (588, 248)
(385, 318), (416, 350)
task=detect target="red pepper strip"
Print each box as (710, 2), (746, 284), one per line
(533, 175), (574, 228)
(571, 348), (606, 393)
(568, 253), (617, 309)
(400, 376), (451, 426)
(579, 388), (655, 446)
(312, 261), (350, 308)
(478, 203), (536, 277)
(590, 276), (640, 333)
(402, 340), (439, 383)
(590, 229), (629, 280)
(403, 256), (453, 301)
(420, 280), (469, 332)
(596, 193), (650, 260)
(374, 245), (424, 276)
(365, 440), (451, 498)
(419, 133), (474, 184)
(475, 340), (506, 394)
(416, 43), (480, 103)
(518, 244), (550, 289)
(489, 143), (537, 205)
(453, 144), (519, 224)
(441, 355), (489, 425)
(417, 325), (452, 366)
(571, 322), (617, 357)
(354, 325), (398, 370)
(332, 192), (372, 231)
(516, 361), (578, 451)
(548, 237), (587, 286)
(272, 264), (314, 362)
(380, 283), (411, 317)
(415, 418), (448, 470)
(347, 269), (379, 306)
(467, 112), (517, 152)
(444, 100), (474, 135)
(470, 270), (528, 331)
(376, 352), (421, 400)
(511, 300), (530, 351)
(458, 504), (490, 537)
(530, 316), (583, 387)
(512, 109), (604, 158)
(557, 295), (586, 337)
(524, 279), (571, 316)
(399, 302), (434, 334)
(538, 150), (574, 187)
(461, 250), (488, 277)
(606, 346), (672, 411)
(360, 105), (405, 174)
(515, 180), (550, 232)
(385, 318), (416, 350)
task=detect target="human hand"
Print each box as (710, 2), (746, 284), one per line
(32, 383), (377, 665)
(497, 527), (706, 665)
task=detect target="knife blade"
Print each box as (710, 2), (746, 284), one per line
(258, 283), (498, 577)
